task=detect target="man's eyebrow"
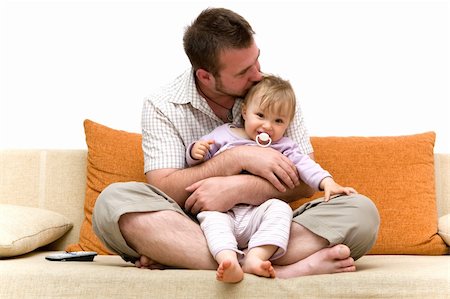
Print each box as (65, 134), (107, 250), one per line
(237, 49), (260, 75)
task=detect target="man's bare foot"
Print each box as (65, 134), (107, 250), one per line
(216, 259), (244, 283)
(135, 255), (166, 269)
(274, 244), (356, 278)
(241, 255), (276, 278)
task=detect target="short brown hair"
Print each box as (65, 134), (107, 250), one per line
(183, 8), (255, 76)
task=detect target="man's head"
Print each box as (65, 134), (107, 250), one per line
(183, 7), (255, 76)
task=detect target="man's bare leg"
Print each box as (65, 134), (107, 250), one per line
(272, 222), (356, 278)
(119, 210), (217, 270)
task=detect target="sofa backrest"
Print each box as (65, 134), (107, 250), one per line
(0, 150), (87, 250)
(435, 153), (450, 217)
(0, 150), (449, 251)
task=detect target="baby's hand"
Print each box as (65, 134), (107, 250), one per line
(191, 140), (215, 161)
(320, 177), (358, 202)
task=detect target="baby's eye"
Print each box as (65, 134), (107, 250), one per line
(256, 112), (264, 118)
(275, 118), (284, 124)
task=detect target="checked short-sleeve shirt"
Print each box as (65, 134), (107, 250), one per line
(141, 68), (313, 173)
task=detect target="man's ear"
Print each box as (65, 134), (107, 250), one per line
(195, 68), (212, 85)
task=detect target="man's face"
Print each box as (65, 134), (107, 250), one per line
(213, 42), (263, 98)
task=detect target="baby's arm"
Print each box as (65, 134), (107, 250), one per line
(319, 177), (358, 202)
(191, 140), (215, 161)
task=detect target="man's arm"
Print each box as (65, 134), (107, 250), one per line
(147, 146), (314, 210)
(183, 151), (317, 214)
(184, 173), (314, 214)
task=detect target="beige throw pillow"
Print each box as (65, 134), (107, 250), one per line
(0, 204), (73, 257)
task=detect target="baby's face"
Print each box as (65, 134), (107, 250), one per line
(242, 99), (291, 143)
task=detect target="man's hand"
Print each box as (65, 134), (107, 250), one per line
(185, 176), (246, 215)
(230, 146), (300, 192)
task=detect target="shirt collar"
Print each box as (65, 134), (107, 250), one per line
(167, 67), (201, 105)
(167, 67), (244, 125)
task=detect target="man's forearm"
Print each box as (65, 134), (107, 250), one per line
(233, 174), (315, 206)
(146, 149), (243, 205)
(146, 146), (314, 207)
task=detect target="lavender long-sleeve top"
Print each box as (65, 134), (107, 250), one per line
(186, 124), (331, 190)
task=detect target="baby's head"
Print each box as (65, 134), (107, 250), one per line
(244, 74), (296, 121)
(242, 74), (296, 143)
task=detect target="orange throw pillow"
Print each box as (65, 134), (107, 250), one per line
(66, 120), (146, 254)
(290, 132), (447, 255)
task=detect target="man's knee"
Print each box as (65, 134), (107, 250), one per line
(352, 194), (380, 231)
(346, 195), (380, 260)
(93, 182), (147, 240)
(96, 182), (143, 208)
(117, 212), (136, 236)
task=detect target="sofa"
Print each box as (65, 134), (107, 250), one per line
(1, 120), (449, 298)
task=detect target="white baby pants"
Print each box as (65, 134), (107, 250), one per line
(197, 198), (293, 260)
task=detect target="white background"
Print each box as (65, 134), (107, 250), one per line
(1, 0), (449, 152)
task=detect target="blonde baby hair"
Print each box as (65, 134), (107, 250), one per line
(243, 74), (296, 121)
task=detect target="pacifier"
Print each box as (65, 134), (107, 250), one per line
(256, 132), (272, 147)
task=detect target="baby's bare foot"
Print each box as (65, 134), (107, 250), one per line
(242, 256), (276, 278)
(216, 259), (244, 283)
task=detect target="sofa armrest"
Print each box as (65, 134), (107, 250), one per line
(438, 213), (450, 246)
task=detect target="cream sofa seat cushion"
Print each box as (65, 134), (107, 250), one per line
(1, 252), (449, 298)
(0, 204), (72, 257)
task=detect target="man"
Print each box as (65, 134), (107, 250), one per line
(92, 7), (380, 278)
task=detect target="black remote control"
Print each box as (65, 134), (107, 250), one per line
(45, 251), (97, 262)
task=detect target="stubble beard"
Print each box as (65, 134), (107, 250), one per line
(214, 77), (254, 99)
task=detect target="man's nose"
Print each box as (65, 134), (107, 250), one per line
(250, 65), (263, 82)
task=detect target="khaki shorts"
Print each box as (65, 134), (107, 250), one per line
(292, 194), (379, 260)
(92, 182), (379, 262)
(92, 182), (189, 261)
